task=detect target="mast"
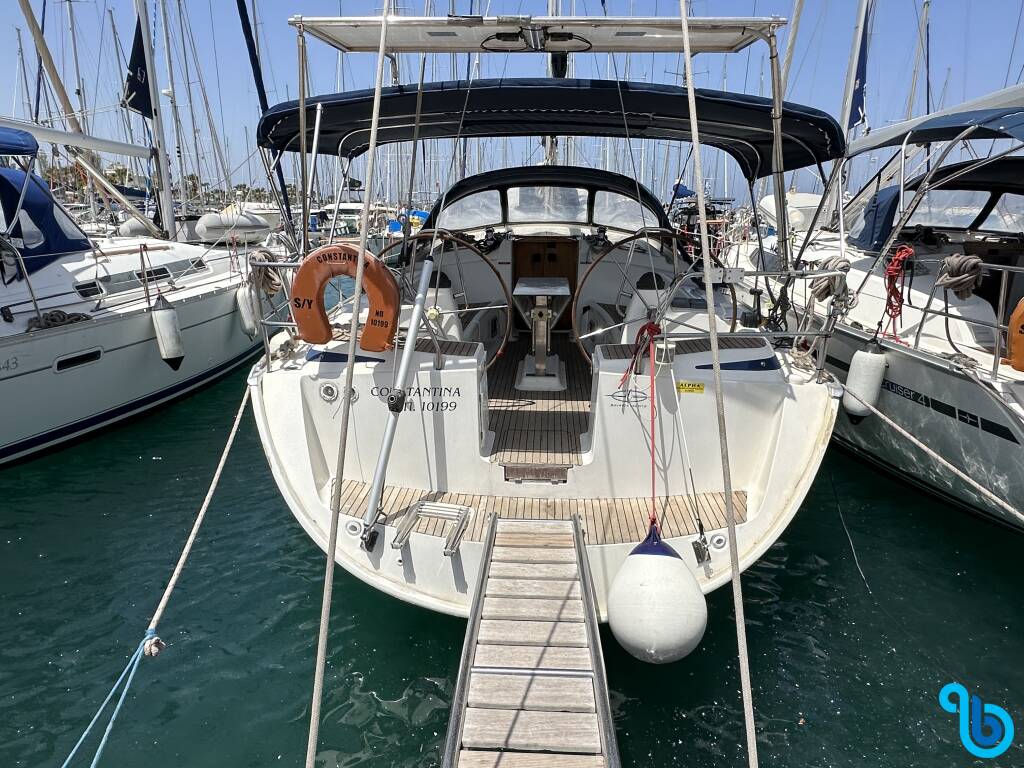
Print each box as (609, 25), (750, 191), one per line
(779, 0), (804, 95)
(66, 0), (90, 133)
(235, 0), (295, 227)
(158, 0), (188, 206)
(179, 0), (233, 197)
(15, 29), (33, 120)
(838, 0), (872, 137)
(109, 9), (143, 183)
(904, 0), (930, 118)
(133, 0), (177, 237)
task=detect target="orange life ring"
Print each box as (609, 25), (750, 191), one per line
(290, 243), (400, 351)
(1003, 296), (1024, 372)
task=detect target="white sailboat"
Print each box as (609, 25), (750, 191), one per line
(0, 1), (282, 464)
(0, 126), (275, 463)
(731, 88), (1024, 529)
(249, 14), (846, 640)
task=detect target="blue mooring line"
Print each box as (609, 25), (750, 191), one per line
(59, 629), (155, 768)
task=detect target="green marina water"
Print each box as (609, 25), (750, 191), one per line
(2, 367), (1022, 767)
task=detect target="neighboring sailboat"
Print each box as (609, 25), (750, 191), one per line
(732, 89), (1024, 529)
(0, 125), (272, 463)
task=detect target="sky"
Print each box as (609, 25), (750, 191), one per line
(1, 0), (1022, 204)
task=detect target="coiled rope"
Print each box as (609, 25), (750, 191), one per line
(935, 253), (984, 300)
(809, 255), (851, 303)
(27, 309), (91, 331)
(882, 245), (914, 337)
(791, 255), (851, 371)
(57, 389), (250, 767)
(249, 249), (284, 296)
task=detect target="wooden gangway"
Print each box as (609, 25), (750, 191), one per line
(442, 515), (620, 768)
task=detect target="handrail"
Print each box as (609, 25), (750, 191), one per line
(440, 512), (498, 768)
(572, 513), (621, 768)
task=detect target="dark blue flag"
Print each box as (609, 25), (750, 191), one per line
(122, 19), (153, 119)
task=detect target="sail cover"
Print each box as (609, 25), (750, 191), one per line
(122, 19), (154, 119)
(0, 127), (39, 157)
(257, 78), (845, 181)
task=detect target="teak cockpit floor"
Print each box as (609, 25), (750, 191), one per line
(486, 335), (590, 467)
(333, 478), (749, 545)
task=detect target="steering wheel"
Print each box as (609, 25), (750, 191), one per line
(376, 228), (513, 370)
(571, 227), (738, 365)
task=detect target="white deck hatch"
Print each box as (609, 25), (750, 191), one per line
(289, 15), (784, 55)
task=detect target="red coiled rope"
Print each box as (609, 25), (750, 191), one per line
(883, 244), (914, 337)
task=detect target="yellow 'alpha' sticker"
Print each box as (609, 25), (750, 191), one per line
(676, 381), (705, 394)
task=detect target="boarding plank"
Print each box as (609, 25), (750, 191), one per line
(461, 708), (601, 754)
(497, 519), (574, 534)
(477, 619), (587, 647)
(491, 546), (578, 564)
(473, 644), (592, 671)
(494, 532), (575, 549)
(487, 561), (580, 580)
(482, 597), (585, 622)
(467, 672), (596, 712)
(486, 579), (581, 600)
(457, 751), (606, 768)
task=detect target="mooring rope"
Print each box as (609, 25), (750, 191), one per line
(677, 7), (760, 767)
(57, 388), (251, 767)
(303, 7), (392, 768)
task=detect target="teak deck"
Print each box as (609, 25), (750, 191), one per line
(450, 519), (616, 767)
(333, 478), (748, 545)
(486, 336), (590, 467)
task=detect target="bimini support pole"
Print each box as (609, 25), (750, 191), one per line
(766, 28), (791, 270)
(303, 6), (392, 768)
(360, 254), (435, 549)
(678, 5), (760, 768)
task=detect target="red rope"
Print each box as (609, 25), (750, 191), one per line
(616, 321), (662, 529)
(648, 334), (658, 528)
(617, 321), (662, 389)
(883, 245), (914, 337)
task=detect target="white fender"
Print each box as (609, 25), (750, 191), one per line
(151, 294), (184, 370)
(607, 524), (708, 663)
(842, 346), (887, 419)
(235, 285), (258, 337)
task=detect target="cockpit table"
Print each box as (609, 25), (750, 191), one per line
(512, 276), (571, 392)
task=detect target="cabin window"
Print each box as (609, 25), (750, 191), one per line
(437, 190), (502, 230)
(16, 210), (45, 249)
(74, 280), (103, 298)
(906, 190), (990, 229)
(593, 191), (659, 231)
(507, 186), (587, 224)
(979, 193), (1024, 232)
(55, 348), (102, 371)
(135, 266), (171, 283)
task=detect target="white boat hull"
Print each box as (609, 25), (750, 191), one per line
(824, 325), (1024, 528)
(0, 286), (258, 463)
